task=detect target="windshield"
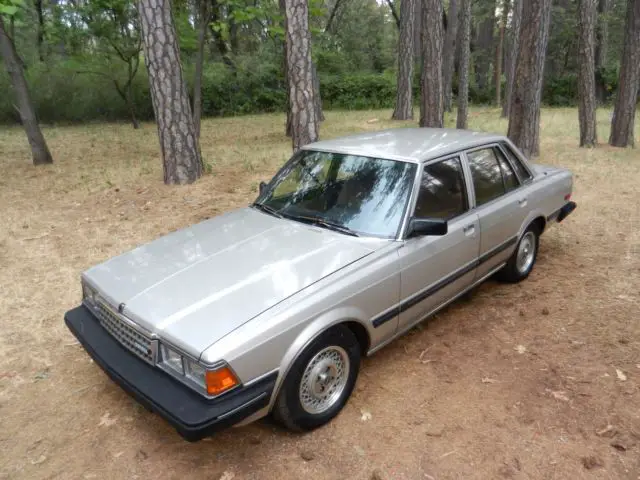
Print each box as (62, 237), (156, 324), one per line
(255, 150), (417, 238)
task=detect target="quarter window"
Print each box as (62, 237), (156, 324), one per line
(467, 148), (506, 206)
(500, 143), (533, 182)
(495, 148), (519, 192)
(414, 157), (468, 220)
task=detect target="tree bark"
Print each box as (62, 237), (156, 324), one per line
(595, 0), (611, 103)
(193, 0), (209, 139)
(284, 0), (318, 151)
(456, 0), (471, 129)
(413, 0), (422, 61)
(507, 0), (552, 158)
(420, 0), (444, 128)
(609, 0), (640, 148)
(392, 0), (415, 120)
(495, 0), (508, 107)
(442, 0), (457, 112)
(312, 62), (324, 123)
(0, 18), (53, 165)
(502, 0), (522, 117)
(577, 0), (598, 147)
(137, 0), (203, 184)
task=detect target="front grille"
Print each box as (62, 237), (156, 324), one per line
(95, 301), (154, 364)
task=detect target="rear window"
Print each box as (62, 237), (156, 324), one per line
(500, 143), (532, 182)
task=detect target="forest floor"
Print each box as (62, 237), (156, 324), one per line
(0, 108), (639, 480)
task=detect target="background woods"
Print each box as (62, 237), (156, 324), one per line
(1, 0), (639, 173)
(1, 0), (636, 124)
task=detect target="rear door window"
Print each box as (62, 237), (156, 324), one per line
(466, 148), (506, 206)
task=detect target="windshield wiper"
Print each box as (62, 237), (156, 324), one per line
(252, 202), (283, 218)
(292, 215), (360, 237)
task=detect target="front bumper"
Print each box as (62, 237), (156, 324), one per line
(64, 305), (276, 441)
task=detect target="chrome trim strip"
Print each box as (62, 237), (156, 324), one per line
(368, 262), (507, 355)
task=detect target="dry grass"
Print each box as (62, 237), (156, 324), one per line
(0, 108), (639, 480)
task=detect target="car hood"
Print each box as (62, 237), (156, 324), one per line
(83, 207), (378, 357)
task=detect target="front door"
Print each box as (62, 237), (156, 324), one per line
(397, 156), (480, 331)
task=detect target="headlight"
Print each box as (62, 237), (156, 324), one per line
(82, 280), (97, 304)
(160, 344), (184, 374)
(158, 343), (239, 396)
(185, 359), (206, 388)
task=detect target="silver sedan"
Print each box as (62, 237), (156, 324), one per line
(65, 128), (576, 440)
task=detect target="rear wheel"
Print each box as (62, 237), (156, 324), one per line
(273, 325), (361, 431)
(497, 224), (540, 283)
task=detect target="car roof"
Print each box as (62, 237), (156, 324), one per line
(301, 128), (507, 163)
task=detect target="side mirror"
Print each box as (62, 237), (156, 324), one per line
(407, 218), (448, 238)
(259, 181), (268, 195)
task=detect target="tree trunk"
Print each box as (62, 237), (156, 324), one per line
(507, 0), (552, 158)
(420, 0), (444, 128)
(126, 81), (140, 130)
(392, 0), (415, 120)
(577, 0), (598, 147)
(474, 2), (496, 95)
(325, 0), (343, 32)
(284, 0), (318, 151)
(413, 0), (422, 61)
(137, 0), (203, 184)
(502, 0), (522, 117)
(609, 0), (640, 148)
(279, 0), (292, 137)
(442, 0), (457, 112)
(34, 0), (45, 61)
(312, 62), (324, 123)
(495, 0), (508, 107)
(193, 0), (209, 140)
(456, 0), (471, 129)
(595, 0), (611, 103)
(0, 18), (53, 165)
(386, 0), (401, 29)
(210, 0), (235, 70)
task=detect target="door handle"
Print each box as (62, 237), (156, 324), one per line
(463, 224), (476, 236)
(518, 198), (528, 207)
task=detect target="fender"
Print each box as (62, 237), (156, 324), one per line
(518, 208), (547, 238)
(235, 306), (371, 426)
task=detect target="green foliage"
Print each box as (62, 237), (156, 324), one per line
(0, 0), (22, 17)
(320, 72), (397, 110)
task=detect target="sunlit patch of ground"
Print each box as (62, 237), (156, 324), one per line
(0, 108), (638, 479)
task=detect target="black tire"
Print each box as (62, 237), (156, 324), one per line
(496, 223), (540, 283)
(273, 325), (361, 432)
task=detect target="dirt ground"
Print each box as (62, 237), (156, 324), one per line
(0, 108), (638, 480)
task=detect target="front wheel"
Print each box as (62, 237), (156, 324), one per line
(497, 224), (540, 283)
(273, 325), (361, 431)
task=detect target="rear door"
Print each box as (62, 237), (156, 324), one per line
(464, 145), (530, 279)
(396, 156), (480, 331)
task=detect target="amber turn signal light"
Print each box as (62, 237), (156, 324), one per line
(205, 366), (239, 396)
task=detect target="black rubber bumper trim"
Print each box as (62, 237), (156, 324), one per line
(547, 201), (577, 223)
(64, 305), (277, 442)
(557, 201), (577, 222)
